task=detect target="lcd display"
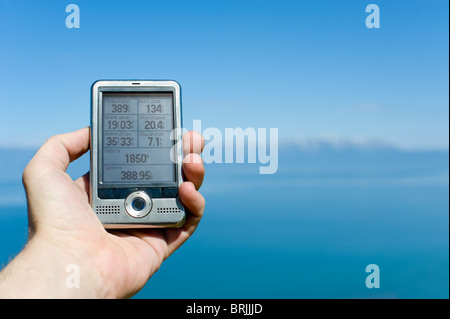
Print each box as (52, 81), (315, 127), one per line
(101, 93), (175, 184)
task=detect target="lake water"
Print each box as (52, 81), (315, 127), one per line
(0, 148), (448, 298)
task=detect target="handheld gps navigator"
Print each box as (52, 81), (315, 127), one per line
(90, 80), (185, 228)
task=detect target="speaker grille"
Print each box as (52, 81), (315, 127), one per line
(157, 207), (182, 214)
(95, 205), (121, 215)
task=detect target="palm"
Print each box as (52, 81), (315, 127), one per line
(23, 128), (204, 298)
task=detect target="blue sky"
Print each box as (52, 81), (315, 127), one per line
(0, 0), (448, 150)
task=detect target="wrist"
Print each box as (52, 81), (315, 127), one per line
(0, 235), (112, 298)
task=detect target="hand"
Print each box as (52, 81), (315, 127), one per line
(0, 127), (205, 298)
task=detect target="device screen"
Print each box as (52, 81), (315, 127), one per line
(101, 92), (175, 185)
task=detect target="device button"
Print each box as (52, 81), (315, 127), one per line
(163, 187), (178, 198)
(125, 191), (152, 218)
(97, 188), (114, 199)
(116, 188), (138, 199)
(140, 187), (162, 198)
(131, 197), (146, 211)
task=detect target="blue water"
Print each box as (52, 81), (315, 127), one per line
(0, 149), (448, 298)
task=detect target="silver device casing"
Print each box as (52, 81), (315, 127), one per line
(90, 80), (185, 228)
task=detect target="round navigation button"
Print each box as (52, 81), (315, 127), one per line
(125, 191), (152, 218)
(131, 198), (146, 211)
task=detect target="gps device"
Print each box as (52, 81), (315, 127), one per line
(90, 80), (185, 228)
